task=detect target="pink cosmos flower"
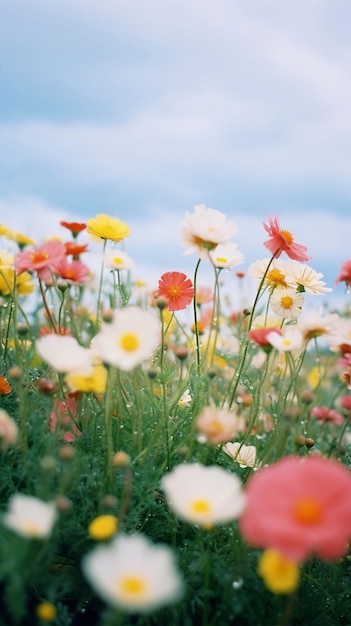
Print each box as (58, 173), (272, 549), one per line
(263, 214), (311, 261)
(56, 258), (90, 284)
(310, 406), (344, 425)
(158, 271), (194, 311)
(15, 241), (66, 284)
(335, 260), (351, 287)
(49, 397), (82, 442)
(239, 455), (351, 563)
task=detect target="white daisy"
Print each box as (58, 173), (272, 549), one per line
(222, 442), (257, 468)
(267, 326), (304, 353)
(270, 288), (304, 319)
(3, 494), (57, 539)
(209, 242), (244, 269)
(283, 260), (332, 295)
(181, 205), (237, 259)
(104, 248), (134, 271)
(82, 533), (183, 613)
(36, 335), (95, 374)
(296, 309), (341, 344)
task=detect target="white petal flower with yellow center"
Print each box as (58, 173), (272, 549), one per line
(296, 309), (340, 344)
(209, 242), (244, 269)
(161, 463), (245, 528)
(267, 326), (304, 353)
(82, 533), (183, 612)
(283, 260), (332, 295)
(91, 306), (160, 371)
(181, 205), (237, 259)
(36, 335), (95, 374)
(104, 248), (134, 271)
(2, 493), (57, 539)
(223, 442), (257, 468)
(270, 288), (304, 319)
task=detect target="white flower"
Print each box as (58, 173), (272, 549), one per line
(104, 248), (134, 271)
(296, 309), (340, 344)
(270, 288), (304, 319)
(248, 258), (290, 290)
(223, 442), (257, 468)
(2, 494), (57, 539)
(195, 405), (244, 445)
(36, 335), (94, 374)
(161, 463), (245, 528)
(0, 409), (18, 452)
(178, 389), (192, 407)
(328, 317), (351, 352)
(91, 306), (160, 371)
(82, 533), (183, 613)
(209, 242), (244, 269)
(267, 326), (304, 353)
(283, 260), (332, 295)
(181, 205), (237, 259)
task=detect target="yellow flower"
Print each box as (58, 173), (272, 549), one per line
(6, 230), (36, 249)
(87, 213), (130, 242)
(16, 271), (34, 295)
(65, 363), (108, 394)
(88, 514), (118, 540)
(36, 601), (57, 621)
(257, 549), (300, 594)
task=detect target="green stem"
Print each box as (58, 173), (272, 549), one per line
(192, 258), (202, 374)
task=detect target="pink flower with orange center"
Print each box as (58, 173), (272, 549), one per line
(240, 455), (351, 563)
(310, 406), (344, 425)
(15, 241), (66, 283)
(56, 259), (90, 284)
(335, 260), (351, 288)
(158, 271), (194, 311)
(263, 214), (311, 261)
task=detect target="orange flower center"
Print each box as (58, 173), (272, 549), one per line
(280, 229), (294, 244)
(294, 498), (321, 524)
(267, 269), (287, 286)
(168, 285), (181, 298)
(280, 296), (294, 309)
(31, 251), (49, 264)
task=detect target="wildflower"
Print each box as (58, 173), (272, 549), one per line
(267, 326), (304, 353)
(239, 455), (351, 562)
(178, 389), (192, 407)
(249, 327), (282, 352)
(87, 214), (130, 242)
(56, 258), (90, 284)
(263, 214), (311, 261)
(248, 258), (289, 290)
(2, 493), (57, 539)
(195, 405), (244, 445)
(223, 442), (257, 468)
(0, 375), (12, 395)
(60, 221), (87, 238)
(161, 463), (245, 528)
(335, 260), (351, 287)
(88, 515), (118, 540)
(258, 549), (300, 594)
(284, 260), (332, 295)
(65, 363), (108, 394)
(6, 230), (36, 249)
(36, 601), (57, 621)
(209, 242), (244, 269)
(270, 288), (304, 319)
(36, 334), (94, 374)
(297, 309), (340, 344)
(104, 248), (134, 271)
(15, 240), (66, 284)
(92, 306), (160, 371)
(49, 397), (82, 442)
(82, 533), (183, 612)
(158, 271), (194, 311)
(64, 241), (89, 257)
(0, 408), (18, 451)
(181, 204), (237, 259)
(195, 286), (213, 305)
(310, 406), (344, 425)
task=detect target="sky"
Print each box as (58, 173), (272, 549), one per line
(1, 0), (350, 310)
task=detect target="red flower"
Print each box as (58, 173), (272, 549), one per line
(158, 271), (194, 311)
(0, 375), (12, 395)
(60, 221), (87, 238)
(263, 214), (311, 261)
(335, 260), (351, 287)
(240, 455), (351, 563)
(310, 405), (344, 425)
(249, 327), (282, 351)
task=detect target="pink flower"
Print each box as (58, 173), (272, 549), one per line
(340, 396), (351, 412)
(335, 260), (351, 287)
(56, 259), (90, 284)
(239, 455), (351, 563)
(49, 397), (82, 442)
(249, 327), (282, 352)
(15, 241), (66, 283)
(263, 214), (311, 261)
(157, 271), (194, 311)
(310, 406), (344, 425)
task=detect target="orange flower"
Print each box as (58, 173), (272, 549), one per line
(60, 221), (87, 238)
(158, 272), (194, 311)
(0, 376), (12, 395)
(64, 241), (89, 257)
(263, 214), (311, 261)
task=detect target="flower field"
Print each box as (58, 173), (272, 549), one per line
(0, 207), (351, 626)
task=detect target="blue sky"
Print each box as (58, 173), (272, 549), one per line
(1, 0), (350, 307)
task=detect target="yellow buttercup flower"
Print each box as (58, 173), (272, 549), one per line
(87, 214), (130, 242)
(88, 514), (118, 540)
(65, 363), (108, 394)
(36, 601), (57, 621)
(6, 230), (36, 249)
(257, 549), (300, 594)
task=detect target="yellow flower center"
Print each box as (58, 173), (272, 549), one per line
(120, 575), (147, 596)
(22, 521), (42, 536)
(168, 285), (181, 298)
(215, 256), (227, 264)
(190, 498), (212, 514)
(113, 257), (124, 265)
(280, 229), (294, 244)
(280, 296), (294, 309)
(267, 269), (287, 285)
(120, 333), (140, 352)
(294, 498), (321, 524)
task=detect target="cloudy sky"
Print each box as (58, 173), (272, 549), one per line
(1, 0), (350, 308)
